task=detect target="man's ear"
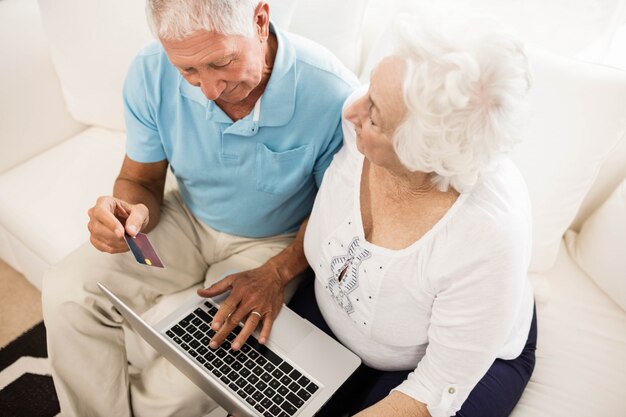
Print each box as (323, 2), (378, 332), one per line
(254, 2), (270, 41)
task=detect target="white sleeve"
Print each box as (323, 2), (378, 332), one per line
(392, 222), (529, 417)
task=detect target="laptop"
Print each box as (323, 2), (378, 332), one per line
(98, 282), (361, 417)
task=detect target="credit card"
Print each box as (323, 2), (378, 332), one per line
(124, 232), (165, 268)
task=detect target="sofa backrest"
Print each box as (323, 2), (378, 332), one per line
(572, 134), (626, 231)
(510, 49), (626, 273)
(358, 2), (626, 240)
(37, 0), (153, 132)
(36, 0), (369, 132)
(35, 0), (626, 275)
(357, 14), (626, 274)
(0, 0), (85, 174)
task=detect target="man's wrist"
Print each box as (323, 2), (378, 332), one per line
(265, 246), (307, 287)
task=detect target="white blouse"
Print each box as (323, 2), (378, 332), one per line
(303, 94), (534, 417)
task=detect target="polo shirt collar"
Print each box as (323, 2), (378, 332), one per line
(258, 23), (296, 127)
(178, 23), (296, 127)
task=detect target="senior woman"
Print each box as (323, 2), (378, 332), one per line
(285, 19), (536, 417)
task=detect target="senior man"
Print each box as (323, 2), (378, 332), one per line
(42, 0), (358, 416)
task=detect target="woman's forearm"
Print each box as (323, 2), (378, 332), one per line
(353, 391), (431, 417)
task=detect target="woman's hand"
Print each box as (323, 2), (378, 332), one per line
(352, 391), (431, 417)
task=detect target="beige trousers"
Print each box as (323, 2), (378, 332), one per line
(42, 191), (297, 417)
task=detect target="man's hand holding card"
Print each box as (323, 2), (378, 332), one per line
(87, 195), (150, 254)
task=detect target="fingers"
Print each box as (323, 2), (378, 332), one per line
(91, 196), (125, 237)
(210, 292), (241, 332)
(231, 312), (264, 350)
(87, 197), (127, 253)
(87, 196), (151, 253)
(196, 276), (235, 299)
(210, 309), (264, 351)
(113, 199), (130, 222)
(258, 314), (275, 345)
(197, 267), (286, 351)
(89, 233), (127, 253)
(123, 202), (149, 237)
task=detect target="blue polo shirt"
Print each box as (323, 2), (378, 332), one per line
(123, 26), (358, 238)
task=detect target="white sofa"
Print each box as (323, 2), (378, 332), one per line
(1, 0), (625, 416)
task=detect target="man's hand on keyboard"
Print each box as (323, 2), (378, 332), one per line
(198, 218), (310, 351)
(197, 261), (287, 350)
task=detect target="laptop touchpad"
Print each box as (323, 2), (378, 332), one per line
(267, 308), (313, 353)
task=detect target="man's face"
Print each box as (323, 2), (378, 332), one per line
(161, 29), (265, 104)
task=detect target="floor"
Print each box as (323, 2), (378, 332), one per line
(0, 259), (42, 348)
(0, 258), (228, 416)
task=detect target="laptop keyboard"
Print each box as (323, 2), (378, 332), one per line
(165, 302), (320, 417)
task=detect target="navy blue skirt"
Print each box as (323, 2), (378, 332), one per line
(287, 276), (537, 417)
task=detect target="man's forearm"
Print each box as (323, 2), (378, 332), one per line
(265, 218), (310, 285)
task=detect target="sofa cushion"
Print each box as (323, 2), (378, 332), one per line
(0, 127), (125, 266)
(358, 15), (626, 274)
(37, 0), (366, 131)
(511, 48), (626, 273)
(511, 242), (626, 417)
(564, 178), (626, 311)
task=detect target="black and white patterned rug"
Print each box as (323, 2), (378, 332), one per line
(0, 322), (60, 417)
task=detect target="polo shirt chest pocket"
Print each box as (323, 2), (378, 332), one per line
(256, 143), (315, 195)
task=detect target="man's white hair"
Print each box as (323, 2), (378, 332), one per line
(146, 0), (259, 40)
(391, 15), (531, 193)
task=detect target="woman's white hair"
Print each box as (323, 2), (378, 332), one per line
(391, 15), (531, 193)
(146, 0), (259, 40)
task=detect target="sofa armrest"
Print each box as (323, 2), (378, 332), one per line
(0, 0), (85, 174)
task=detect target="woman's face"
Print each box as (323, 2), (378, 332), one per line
(344, 57), (407, 169)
